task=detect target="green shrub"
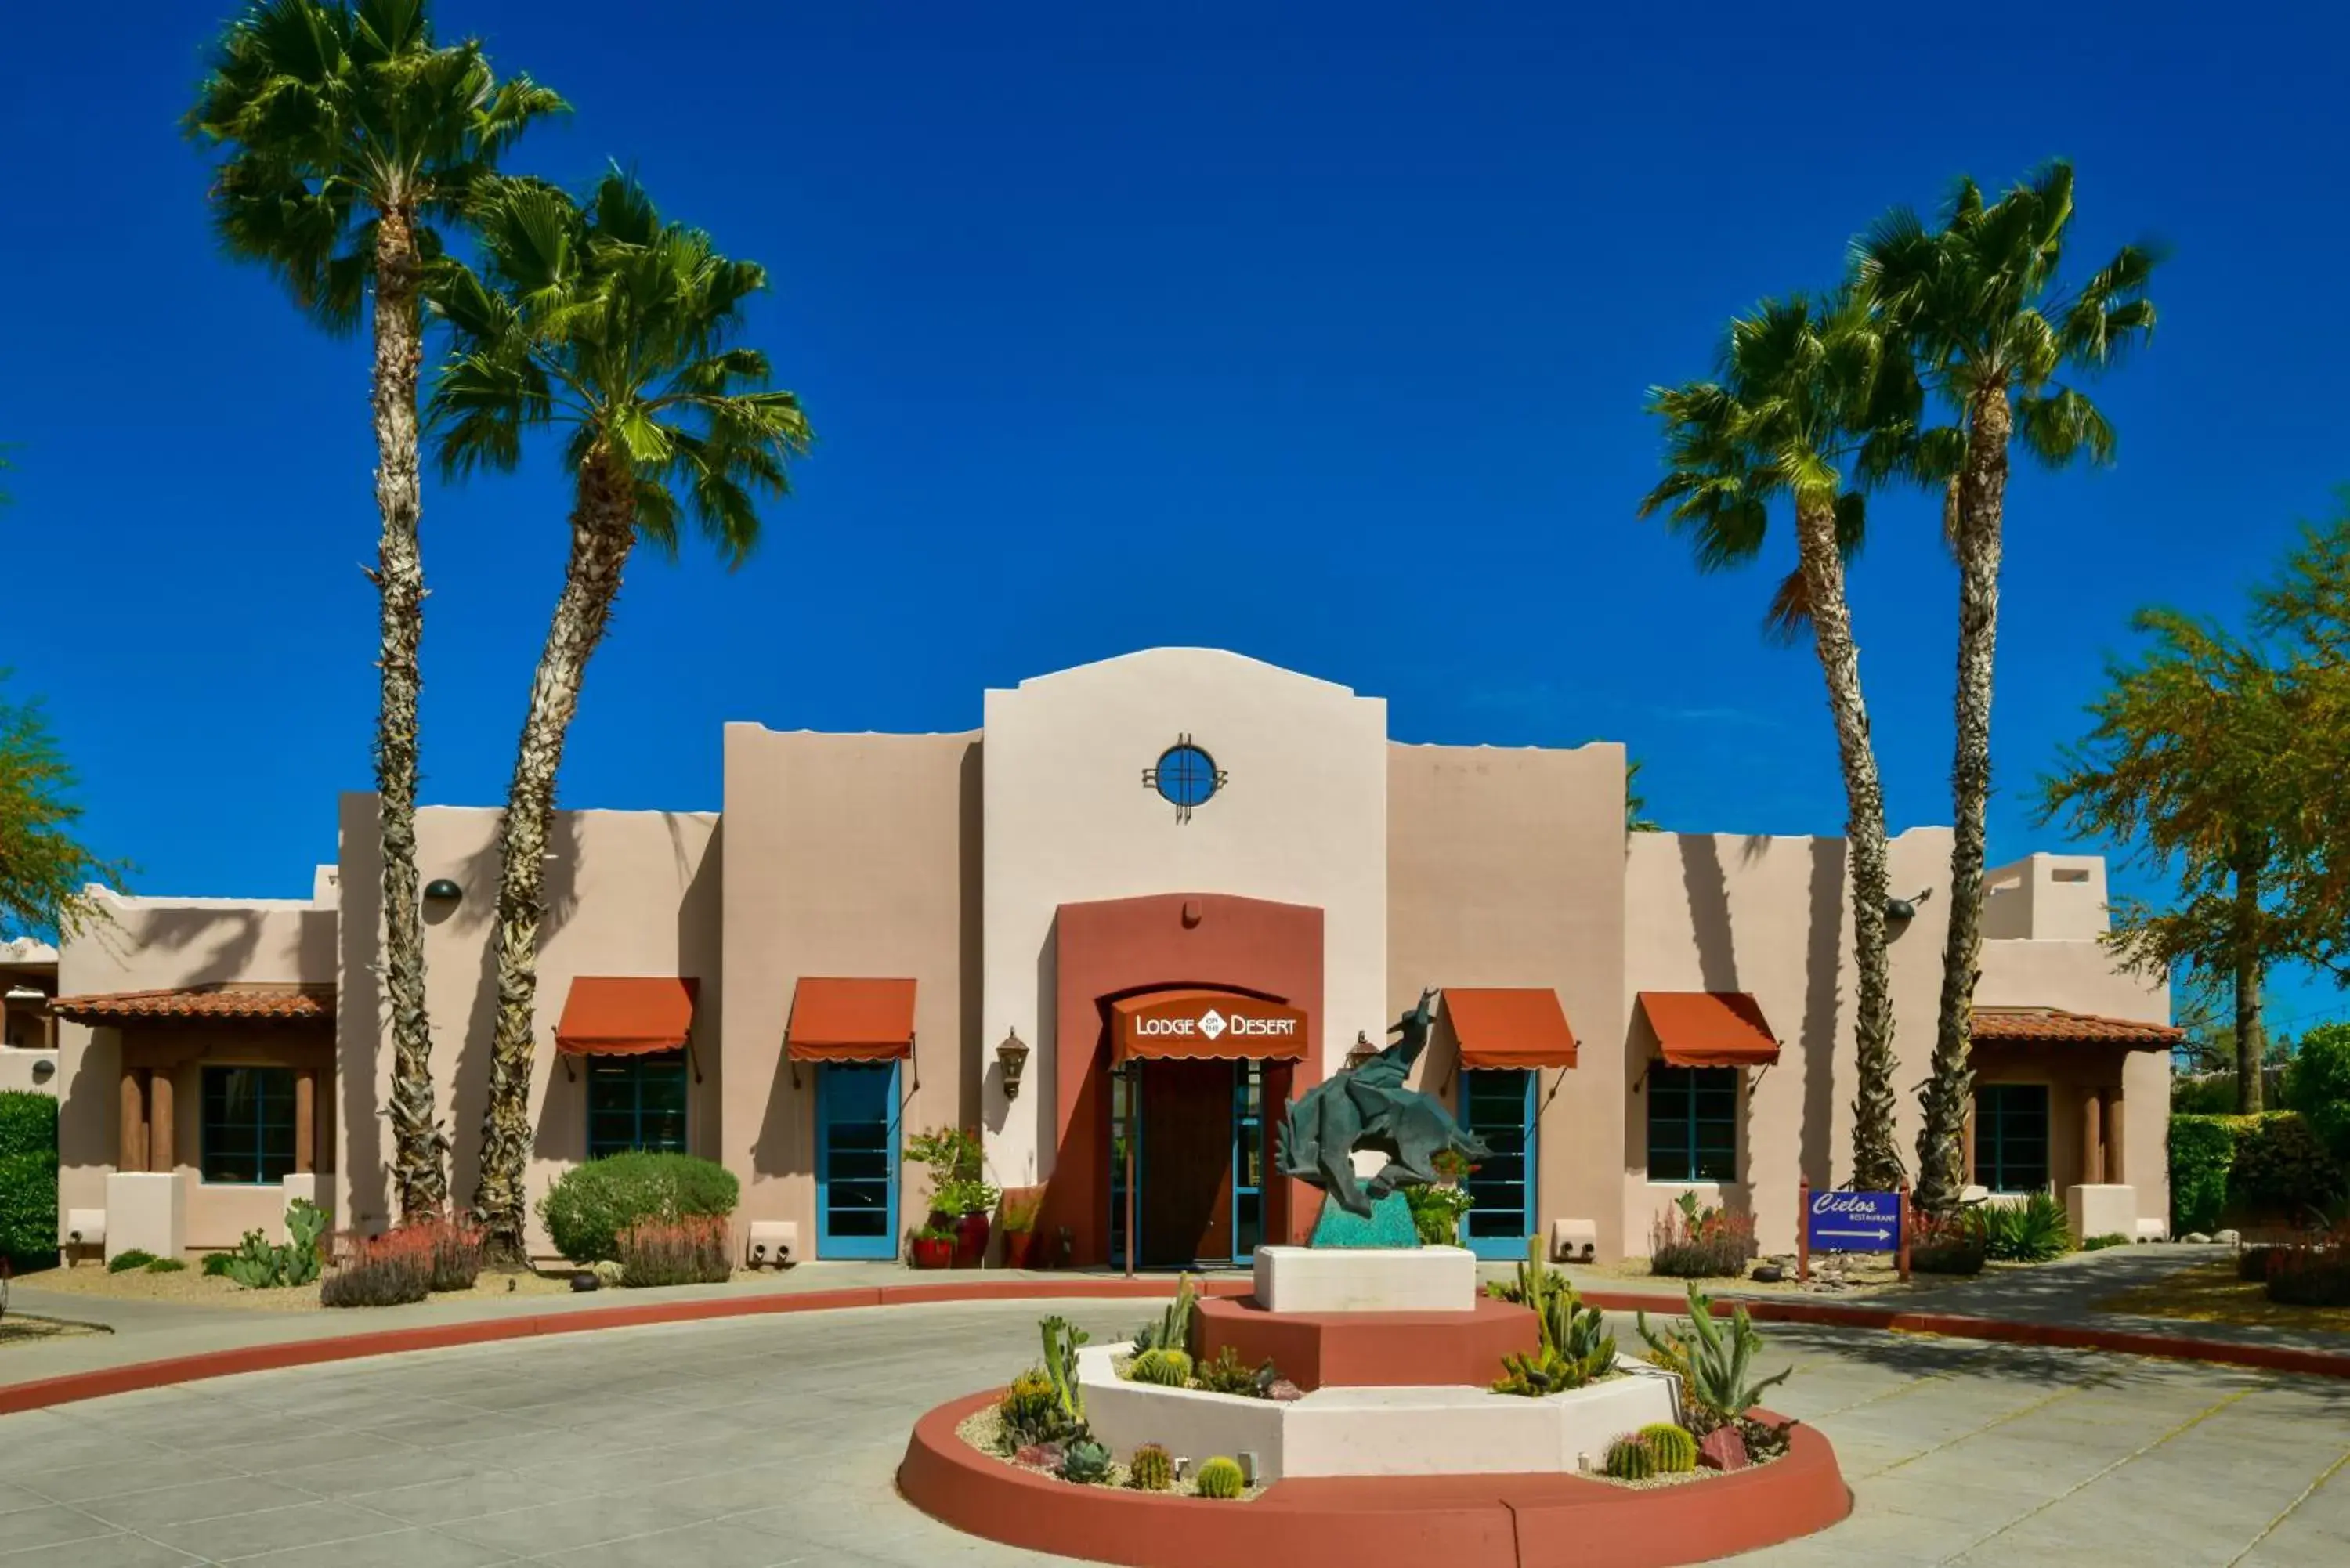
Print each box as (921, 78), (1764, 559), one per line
(1127, 1443), (1174, 1491)
(219, 1201), (328, 1289)
(2229, 1113), (2345, 1214)
(2171, 1115), (2237, 1234)
(2081, 1233), (2131, 1252)
(1603, 1434), (1658, 1480)
(145, 1257), (187, 1273)
(1980, 1193), (2071, 1263)
(1193, 1456), (1245, 1499)
(1910, 1209), (1988, 1275)
(1640, 1422), (1698, 1473)
(2265, 1248), (2350, 1307)
(108, 1248), (157, 1273)
(0, 1093), (58, 1269)
(537, 1152), (739, 1265)
(2285, 1023), (2350, 1165)
(1405, 1183), (1473, 1246)
(201, 1252), (234, 1278)
(998, 1367), (1072, 1449)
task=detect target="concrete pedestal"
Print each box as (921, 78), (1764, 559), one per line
(1253, 1245), (1477, 1313)
(2066, 1183), (2138, 1245)
(104, 1171), (185, 1263)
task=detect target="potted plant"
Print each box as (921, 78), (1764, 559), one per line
(999, 1186), (1045, 1269)
(909, 1223), (956, 1270)
(905, 1126), (997, 1269)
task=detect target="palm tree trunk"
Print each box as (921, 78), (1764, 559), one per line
(1795, 497), (1902, 1191)
(1916, 381), (2012, 1214)
(370, 204), (447, 1221)
(472, 447), (637, 1259)
(2234, 857), (2265, 1114)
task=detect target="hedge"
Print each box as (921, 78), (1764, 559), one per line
(0, 1090), (60, 1269)
(536, 1151), (739, 1265)
(2169, 1111), (2345, 1234)
(2283, 1021), (2350, 1165)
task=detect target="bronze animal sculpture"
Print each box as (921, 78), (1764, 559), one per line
(1275, 988), (1491, 1219)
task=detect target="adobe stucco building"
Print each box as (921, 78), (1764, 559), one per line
(28, 650), (2178, 1267)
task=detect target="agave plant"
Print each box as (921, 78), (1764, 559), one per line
(1640, 1284), (1790, 1421)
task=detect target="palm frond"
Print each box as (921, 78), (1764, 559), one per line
(2016, 388), (2117, 468)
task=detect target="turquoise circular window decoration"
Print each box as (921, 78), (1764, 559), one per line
(1153, 743), (1219, 810)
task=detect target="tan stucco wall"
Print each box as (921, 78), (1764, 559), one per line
(1982, 854), (2112, 941)
(335, 797), (721, 1256)
(981, 649), (1388, 1187)
(55, 888), (337, 1248)
(718, 726), (978, 1255)
(1622, 827), (1959, 1256)
(1387, 741), (1630, 1254)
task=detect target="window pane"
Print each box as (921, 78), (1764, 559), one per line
(201, 1067), (297, 1186)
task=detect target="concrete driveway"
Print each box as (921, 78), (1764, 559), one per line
(0, 1298), (2344, 1567)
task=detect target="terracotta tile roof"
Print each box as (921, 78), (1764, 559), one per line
(1971, 1006), (2181, 1047)
(48, 984), (334, 1024)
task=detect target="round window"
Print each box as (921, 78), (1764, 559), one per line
(1153, 743), (1220, 810)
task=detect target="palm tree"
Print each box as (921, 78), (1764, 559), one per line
(188, 0), (564, 1223)
(1640, 292), (1925, 1193)
(430, 172), (812, 1256)
(1854, 163), (2161, 1212)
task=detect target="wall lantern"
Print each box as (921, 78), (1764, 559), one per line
(423, 878), (464, 907)
(1344, 1031), (1379, 1071)
(996, 1028), (1030, 1100)
(1886, 887), (1934, 924)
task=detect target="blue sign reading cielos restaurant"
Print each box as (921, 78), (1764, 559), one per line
(1806, 1189), (1903, 1252)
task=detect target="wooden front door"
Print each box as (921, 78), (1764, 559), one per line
(1137, 1060), (1234, 1267)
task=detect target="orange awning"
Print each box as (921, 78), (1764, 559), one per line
(1637, 991), (1781, 1068)
(556, 977), (699, 1057)
(1112, 988), (1309, 1064)
(1443, 988), (1578, 1069)
(786, 977), (916, 1061)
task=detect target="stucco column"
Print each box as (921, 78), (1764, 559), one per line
(2080, 1089), (2103, 1187)
(149, 1068), (175, 1176)
(2103, 1085), (2124, 1185)
(295, 1069), (316, 1176)
(119, 1067), (147, 1174)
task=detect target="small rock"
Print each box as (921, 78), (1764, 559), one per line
(2184, 1233), (2212, 1245)
(1750, 1264), (1784, 1284)
(1697, 1427), (1750, 1472)
(2214, 1229), (2241, 1247)
(569, 1271), (599, 1292)
(1264, 1379), (1304, 1403)
(1016, 1443), (1065, 1470)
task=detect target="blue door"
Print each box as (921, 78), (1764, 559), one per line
(817, 1061), (900, 1259)
(1461, 1068), (1538, 1259)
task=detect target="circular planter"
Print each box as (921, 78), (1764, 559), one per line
(900, 1389), (1852, 1568)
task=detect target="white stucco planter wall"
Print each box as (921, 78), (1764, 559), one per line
(1076, 1345), (1679, 1483)
(2066, 1183), (2138, 1244)
(1253, 1244), (1477, 1313)
(103, 1171), (185, 1263)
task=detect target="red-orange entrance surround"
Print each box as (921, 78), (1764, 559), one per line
(1045, 893), (1325, 1267)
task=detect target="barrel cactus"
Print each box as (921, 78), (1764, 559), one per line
(1059, 1436), (1114, 1485)
(1194, 1455), (1246, 1500)
(1127, 1348), (1193, 1387)
(1127, 1443), (1174, 1491)
(1603, 1434), (1658, 1481)
(1640, 1422), (1697, 1473)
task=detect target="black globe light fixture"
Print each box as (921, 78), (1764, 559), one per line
(423, 878), (464, 907)
(1885, 887), (1934, 924)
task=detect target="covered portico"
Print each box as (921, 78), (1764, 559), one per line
(1967, 1006), (2181, 1237)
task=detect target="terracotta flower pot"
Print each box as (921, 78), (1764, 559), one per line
(909, 1235), (954, 1270)
(953, 1212), (992, 1270)
(1001, 1230), (1035, 1270)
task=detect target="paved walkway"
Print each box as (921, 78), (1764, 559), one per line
(4, 1245), (2343, 1398)
(0, 1297), (2345, 1567)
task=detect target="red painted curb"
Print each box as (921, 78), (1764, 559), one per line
(1581, 1290), (2350, 1381)
(898, 1389), (1852, 1568)
(0, 1276), (1249, 1418)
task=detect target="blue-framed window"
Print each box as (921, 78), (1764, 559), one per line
(1647, 1065), (1737, 1182)
(586, 1050), (689, 1158)
(1233, 1063), (1265, 1258)
(201, 1066), (297, 1184)
(1974, 1083), (2049, 1194)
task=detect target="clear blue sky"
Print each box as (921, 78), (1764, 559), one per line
(3, 2), (2343, 1032)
